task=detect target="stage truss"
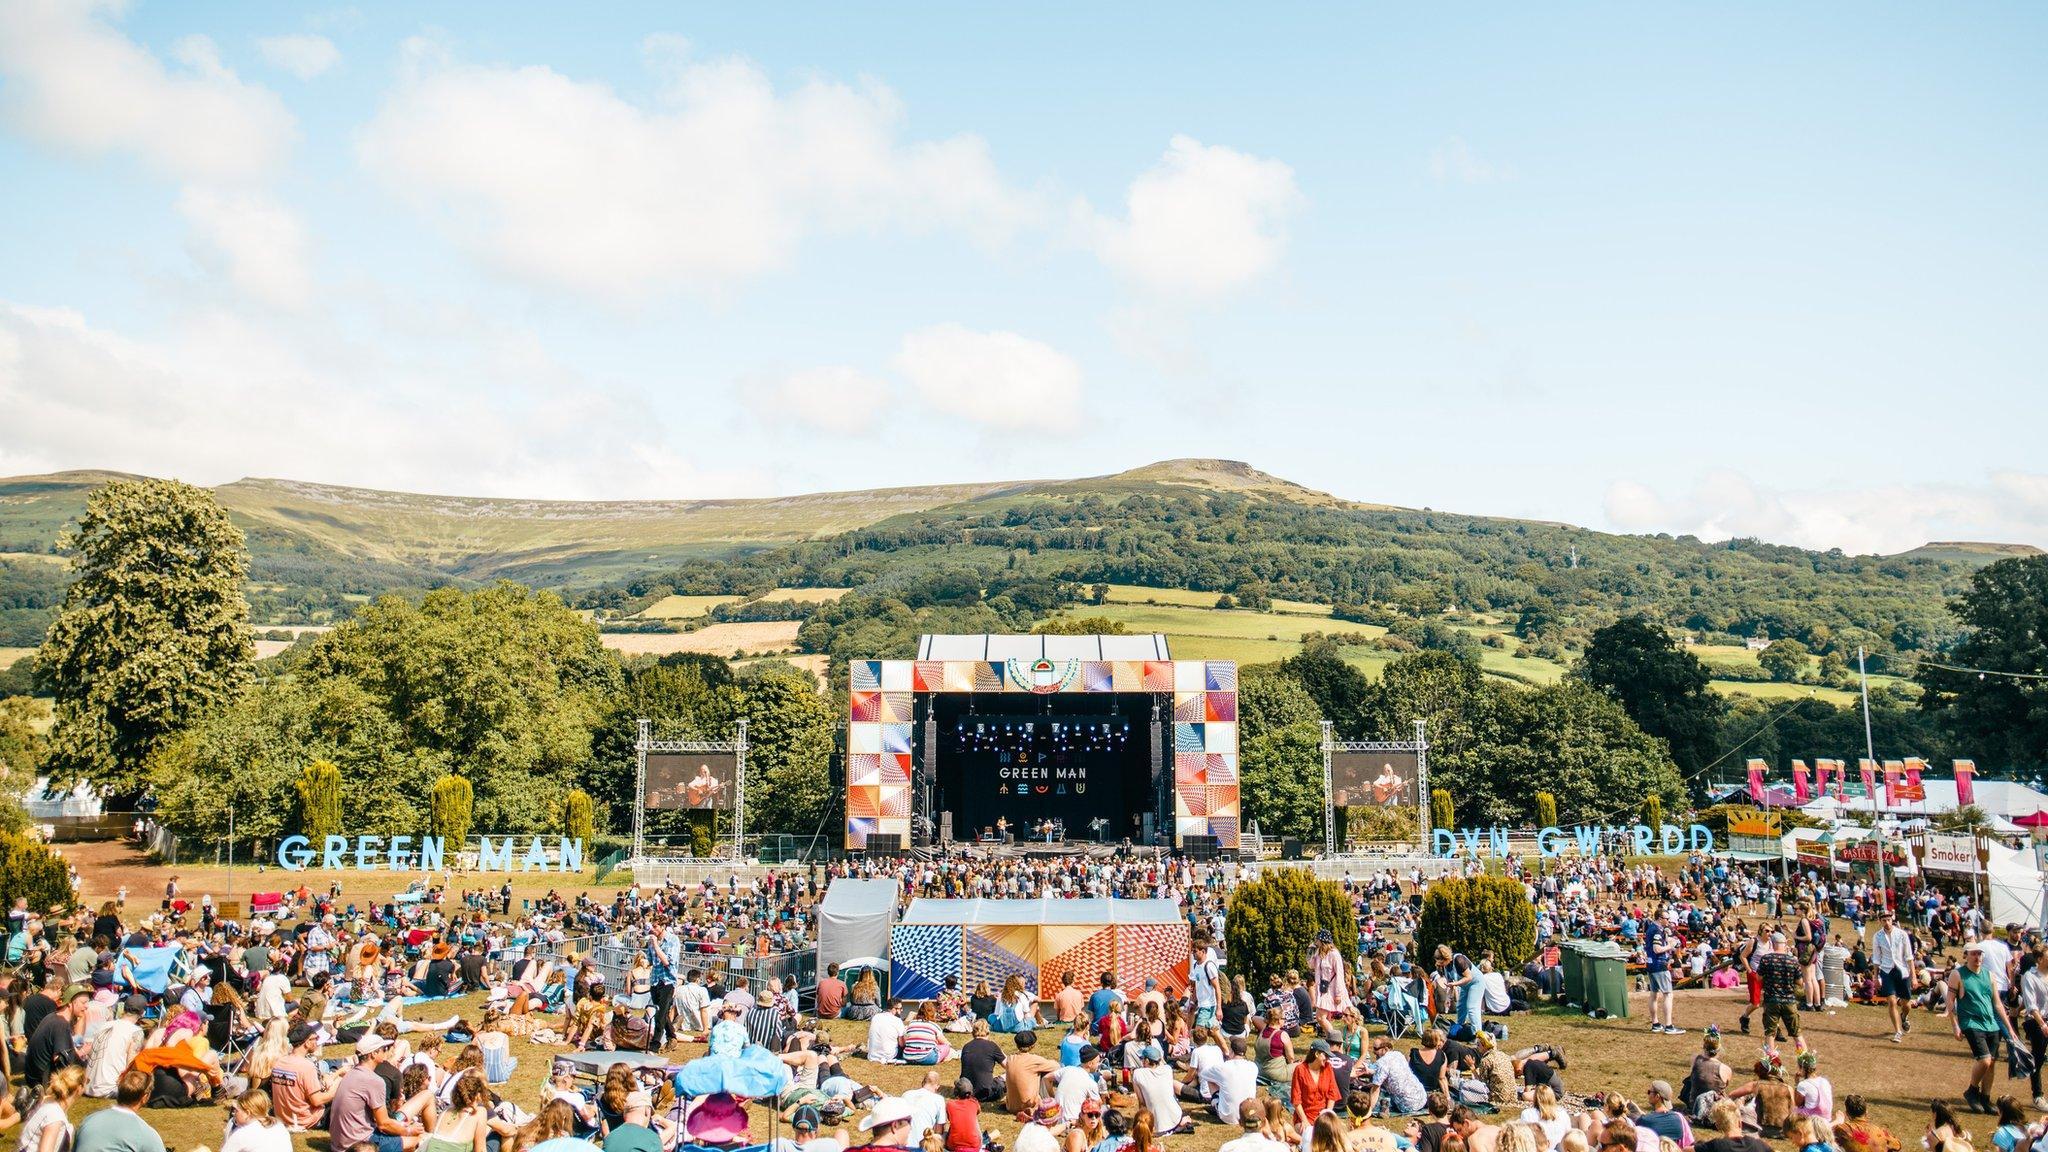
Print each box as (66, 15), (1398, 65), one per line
(1321, 719), (1429, 857)
(633, 717), (749, 861)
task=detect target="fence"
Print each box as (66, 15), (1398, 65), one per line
(500, 930), (816, 1002)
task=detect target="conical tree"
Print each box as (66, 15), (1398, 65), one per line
(1431, 788), (1456, 831)
(298, 760), (343, 841)
(430, 775), (474, 848)
(562, 789), (594, 844)
(1535, 792), (1558, 829)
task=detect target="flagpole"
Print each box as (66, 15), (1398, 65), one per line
(1861, 647), (1889, 907)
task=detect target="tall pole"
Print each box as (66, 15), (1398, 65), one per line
(634, 718), (650, 862)
(1321, 720), (1335, 859)
(1860, 647), (1889, 904)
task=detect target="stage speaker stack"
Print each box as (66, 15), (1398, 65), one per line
(865, 833), (903, 854)
(940, 811), (953, 843)
(1184, 834), (1220, 861)
(1141, 812), (1155, 845)
(1282, 837), (1304, 860)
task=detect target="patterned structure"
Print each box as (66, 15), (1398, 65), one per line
(963, 927), (1039, 997)
(888, 924), (961, 1002)
(1113, 922), (1193, 997)
(890, 901), (1188, 1008)
(1038, 925), (1116, 1002)
(846, 657), (1238, 849)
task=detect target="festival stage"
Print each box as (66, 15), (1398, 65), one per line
(844, 633), (1242, 853)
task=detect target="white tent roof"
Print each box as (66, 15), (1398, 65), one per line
(816, 879), (900, 975)
(899, 897), (1182, 925)
(1798, 780), (2048, 822)
(918, 634), (1172, 661)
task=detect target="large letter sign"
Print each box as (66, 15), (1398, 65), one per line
(277, 835), (585, 872)
(1431, 823), (1715, 859)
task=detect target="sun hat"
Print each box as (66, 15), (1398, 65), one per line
(624, 1090), (652, 1110)
(861, 1098), (918, 1132)
(431, 943), (453, 961)
(1034, 1098), (1063, 1124)
(356, 1033), (391, 1056)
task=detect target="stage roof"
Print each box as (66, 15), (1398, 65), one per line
(900, 897), (1182, 925)
(917, 633), (1172, 661)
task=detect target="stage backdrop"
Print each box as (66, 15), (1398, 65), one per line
(887, 897), (1190, 1004)
(1330, 750), (1420, 810)
(646, 751), (739, 811)
(846, 658), (1238, 850)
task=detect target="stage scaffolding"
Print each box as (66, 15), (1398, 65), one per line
(1321, 718), (1429, 857)
(633, 717), (748, 861)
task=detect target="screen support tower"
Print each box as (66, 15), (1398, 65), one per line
(634, 717), (749, 862)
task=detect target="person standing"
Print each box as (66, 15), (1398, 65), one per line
(646, 922), (679, 1050)
(1872, 910), (1917, 1043)
(2019, 945), (2048, 1111)
(1949, 940), (2018, 1115)
(1755, 933), (1803, 1043)
(1311, 931), (1354, 1031)
(1644, 907), (1683, 1036)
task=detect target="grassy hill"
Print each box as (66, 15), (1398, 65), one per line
(0, 460), (2030, 671)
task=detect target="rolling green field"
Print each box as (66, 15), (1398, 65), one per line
(0, 646), (35, 669)
(638, 593), (741, 619)
(1710, 680), (1860, 705)
(1098, 583), (1337, 617)
(759, 586), (851, 604)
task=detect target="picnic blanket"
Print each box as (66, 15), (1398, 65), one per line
(117, 946), (184, 995)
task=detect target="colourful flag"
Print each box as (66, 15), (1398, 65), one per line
(1883, 760), (1903, 807)
(1900, 757), (1926, 802)
(1955, 759), (1977, 806)
(1860, 758), (1878, 803)
(1747, 758), (1767, 804)
(1793, 760), (1811, 803)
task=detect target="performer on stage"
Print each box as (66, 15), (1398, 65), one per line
(996, 816), (1010, 840)
(1311, 929), (1354, 1029)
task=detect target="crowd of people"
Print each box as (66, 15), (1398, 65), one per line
(1, 848), (2041, 1152)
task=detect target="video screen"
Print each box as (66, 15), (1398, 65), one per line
(646, 752), (738, 811)
(1330, 750), (1420, 809)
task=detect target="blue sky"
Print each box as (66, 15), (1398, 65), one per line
(1, 2), (2043, 554)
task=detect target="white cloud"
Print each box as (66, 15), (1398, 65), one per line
(357, 42), (1041, 300)
(257, 33), (340, 80)
(1079, 135), (1302, 301)
(0, 300), (753, 499)
(739, 366), (889, 434)
(1428, 136), (1514, 185)
(892, 323), (1080, 432)
(178, 187), (312, 307)
(0, 1), (311, 307)
(1603, 470), (2048, 555)
(0, 0), (296, 182)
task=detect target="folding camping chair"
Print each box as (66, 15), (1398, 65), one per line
(1382, 975), (1427, 1040)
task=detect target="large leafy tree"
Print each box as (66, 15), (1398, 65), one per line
(1357, 652), (1510, 821)
(1921, 555), (2048, 771)
(1576, 616), (1723, 783)
(1236, 665), (1327, 843)
(300, 582), (622, 829)
(1490, 682), (1685, 824)
(735, 666), (837, 841)
(1277, 643), (1371, 737)
(41, 479), (253, 789)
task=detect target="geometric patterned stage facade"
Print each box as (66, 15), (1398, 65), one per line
(888, 898), (1192, 1001)
(845, 650), (1240, 850)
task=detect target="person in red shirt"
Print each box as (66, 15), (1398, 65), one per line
(1291, 1040), (1341, 1129)
(944, 1078), (983, 1152)
(817, 964), (847, 1020)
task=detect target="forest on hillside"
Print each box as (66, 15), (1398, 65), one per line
(579, 490), (1977, 672)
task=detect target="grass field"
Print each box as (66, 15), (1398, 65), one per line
(1, 645), (35, 669)
(1712, 680), (1861, 705)
(759, 587), (851, 604)
(600, 621), (802, 657)
(0, 966), (1978, 1152)
(638, 594), (741, 620)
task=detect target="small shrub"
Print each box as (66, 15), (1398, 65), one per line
(1416, 874), (1536, 970)
(1535, 792), (1558, 829)
(0, 831), (75, 915)
(1225, 868), (1354, 984)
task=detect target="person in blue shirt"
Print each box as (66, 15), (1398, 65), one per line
(1086, 974), (1122, 1024)
(1644, 911), (1683, 1036)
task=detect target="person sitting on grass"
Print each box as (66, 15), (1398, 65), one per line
(1219, 1098), (1290, 1152)
(567, 984), (613, 1050)
(1366, 1035), (1428, 1117)
(1830, 1096), (1899, 1152)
